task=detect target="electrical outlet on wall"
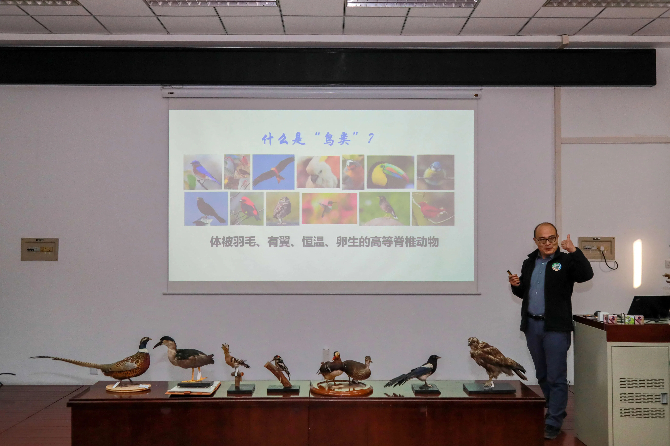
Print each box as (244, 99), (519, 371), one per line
(578, 237), (615, 262)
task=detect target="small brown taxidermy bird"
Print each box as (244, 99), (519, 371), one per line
(317, 351), (344, 383)
(31, 337), (152, 385)
(468, 337), (527, 388)
(342, 356), (372, 384)
(222, 343), (250, 376)
(154, 336), (215, 382)
(272, 355), (291, 380)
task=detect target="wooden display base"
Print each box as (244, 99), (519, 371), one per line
(227, 383), (255, 395)
(463, 382), (516, 395)
(310, 380), (373, 397)
(411, 383), (441, 395)
(105, 383), (151, 393)
(267, 384), (300, 394)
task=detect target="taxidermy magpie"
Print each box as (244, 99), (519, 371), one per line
(384, 354), (441, 389)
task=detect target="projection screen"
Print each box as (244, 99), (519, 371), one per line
(167, 94), (477, 294)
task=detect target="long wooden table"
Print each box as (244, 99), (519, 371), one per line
(67, 380), (544, 446)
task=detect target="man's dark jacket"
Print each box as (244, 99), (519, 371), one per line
(511, 248), (593, 332)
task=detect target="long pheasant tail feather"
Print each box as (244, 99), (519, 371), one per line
(31, 356), (102, 370)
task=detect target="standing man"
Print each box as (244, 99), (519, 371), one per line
(509, 222), (593, 440)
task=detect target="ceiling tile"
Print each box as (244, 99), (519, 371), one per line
(283, 16), (342, 34)
(280, 0), (343, 16)
(471, 0), (545, 18)
(0, 5), (26, 15)
(577, 18), (652, 35)
(222, 16), (283, 34)
(151, 6), (217, 16)
(96, 16), (167, 34)
(409, 7), (472, 18)
(344, 16), (405, 34)
(216, 6), (280, 17)
(346, 7), (408, 17)
(34, 15), (108, 34)
(460, 17), (528, 35)
(519, 17), (590, 35)
(635, 18), (670, 35)
(20, 5), (90, 16)
(78, 0), (155, 17)
(0, 15), (48, 33)
(159, 16), (225, 34)
(534, 7), (603, 18)
(402, 17), (465, 35)
(598, 7), (668, 19)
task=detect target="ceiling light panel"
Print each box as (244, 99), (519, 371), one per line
(145, 1), (276, 6)
(0, 0), (80, 5)
(347, 0), (478, 7)
(544, 1), (670, 6)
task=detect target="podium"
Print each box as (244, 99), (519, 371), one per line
(573, 316), (670, 446)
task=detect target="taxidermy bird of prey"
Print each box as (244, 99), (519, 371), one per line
(385, 354), (440, 389)
(468, 337), (527, 388)
(342, 159), (364, 190)
(154, 336), (215, 382)
(273, 196), (292, 225)
(378, 196), (398, 219)
(0, 373), (16, 388)
(196, 197), (226, 223)
(305, 156), (339, 188)
(369, 162), (410, 189)
(253, 156), (294, 187)
(31, 337), (152, 385)
(191, 160), (221, 186)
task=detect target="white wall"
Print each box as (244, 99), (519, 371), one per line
(561, 48), (670, 317)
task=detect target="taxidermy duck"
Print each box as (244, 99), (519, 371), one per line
(317, 351), (344, 384)
(154, 336), (214, 382)
(31, 337), (152, 385)
(222, 343), (250, 376)
(342, 356), (372, 384)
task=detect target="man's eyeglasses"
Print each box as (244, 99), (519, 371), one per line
(535, 235), (558, 245)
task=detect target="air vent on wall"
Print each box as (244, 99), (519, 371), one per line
(620, 393), (662, 404)
(619, 378), (665, 389)
(619, 407), (666, 418)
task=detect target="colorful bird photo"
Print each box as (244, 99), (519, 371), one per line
(185, 192), (228, 226)
(412, 192), (455, 226)
(359, 192), (409, 226)
(297, 156), (340, 188)
(341, 155), (365, 190)
(252, 155), (295, 190)
(223, 154), (251, 191)
(184, 155), (222, 190)
(266, 192), (299, 226)
(302, 193), (357, 225)
(417, 155), (455, 190)
(230, 192), (264, 226)
(367, 156), (414, 190)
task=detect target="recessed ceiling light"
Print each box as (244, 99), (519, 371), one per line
(144, 1), (277, 6)
(347, 0), (479, 7)
(0, 0), (80, 5)
(544, 1), (670, 6)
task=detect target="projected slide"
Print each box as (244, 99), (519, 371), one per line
(169, 109), (475, 292)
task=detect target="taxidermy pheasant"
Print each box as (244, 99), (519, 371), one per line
(342, 356), (372, 384)
(468, 337), (527, 388)
(317, 351), (344, 384)
(31, 337), (152, 385)
(154, 336), (214, 382)
(222, 343), (250, 377)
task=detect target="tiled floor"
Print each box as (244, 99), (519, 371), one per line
(0, 384), (585, 445)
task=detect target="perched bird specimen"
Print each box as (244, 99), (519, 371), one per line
(240, 196), (260, 221)
(253, 156), (294, 187)
(468, 337), (527, 388)
(191, 160), (221, 188)
(319, 200), (336, 218)
(385, 354), (441, 389)
(342, 159), (364, 190)
(421, 161), (450, 188)
(32, 337), (152, 385)
(272, 196), (292, 225)
(369, 162), (410, 189)
(272, 355), (291, 380)
(317, 351), (344, 384)
(342, 356), (373, 384)
(222, 343), (250, 377)
(305, 156), (339, 188)
(378, 196), (398, 219)
(0, 373), (16, 388)
(153, 336), (214, 382)
(196, 197), (226, 224)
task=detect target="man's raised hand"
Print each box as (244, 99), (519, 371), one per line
(561, 234), (576, 253)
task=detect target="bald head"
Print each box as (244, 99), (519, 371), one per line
(534, 222), (557, 238)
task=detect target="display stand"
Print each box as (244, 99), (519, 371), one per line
(463, 382), (516, 394)
(310, 380), (373, 397)
(411, 383), (441, 395)
(267, 384), (300, 394)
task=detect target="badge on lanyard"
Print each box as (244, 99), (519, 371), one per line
(551, 262), (562, 272)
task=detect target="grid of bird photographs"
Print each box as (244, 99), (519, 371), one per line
(183, 154), (455, 226)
